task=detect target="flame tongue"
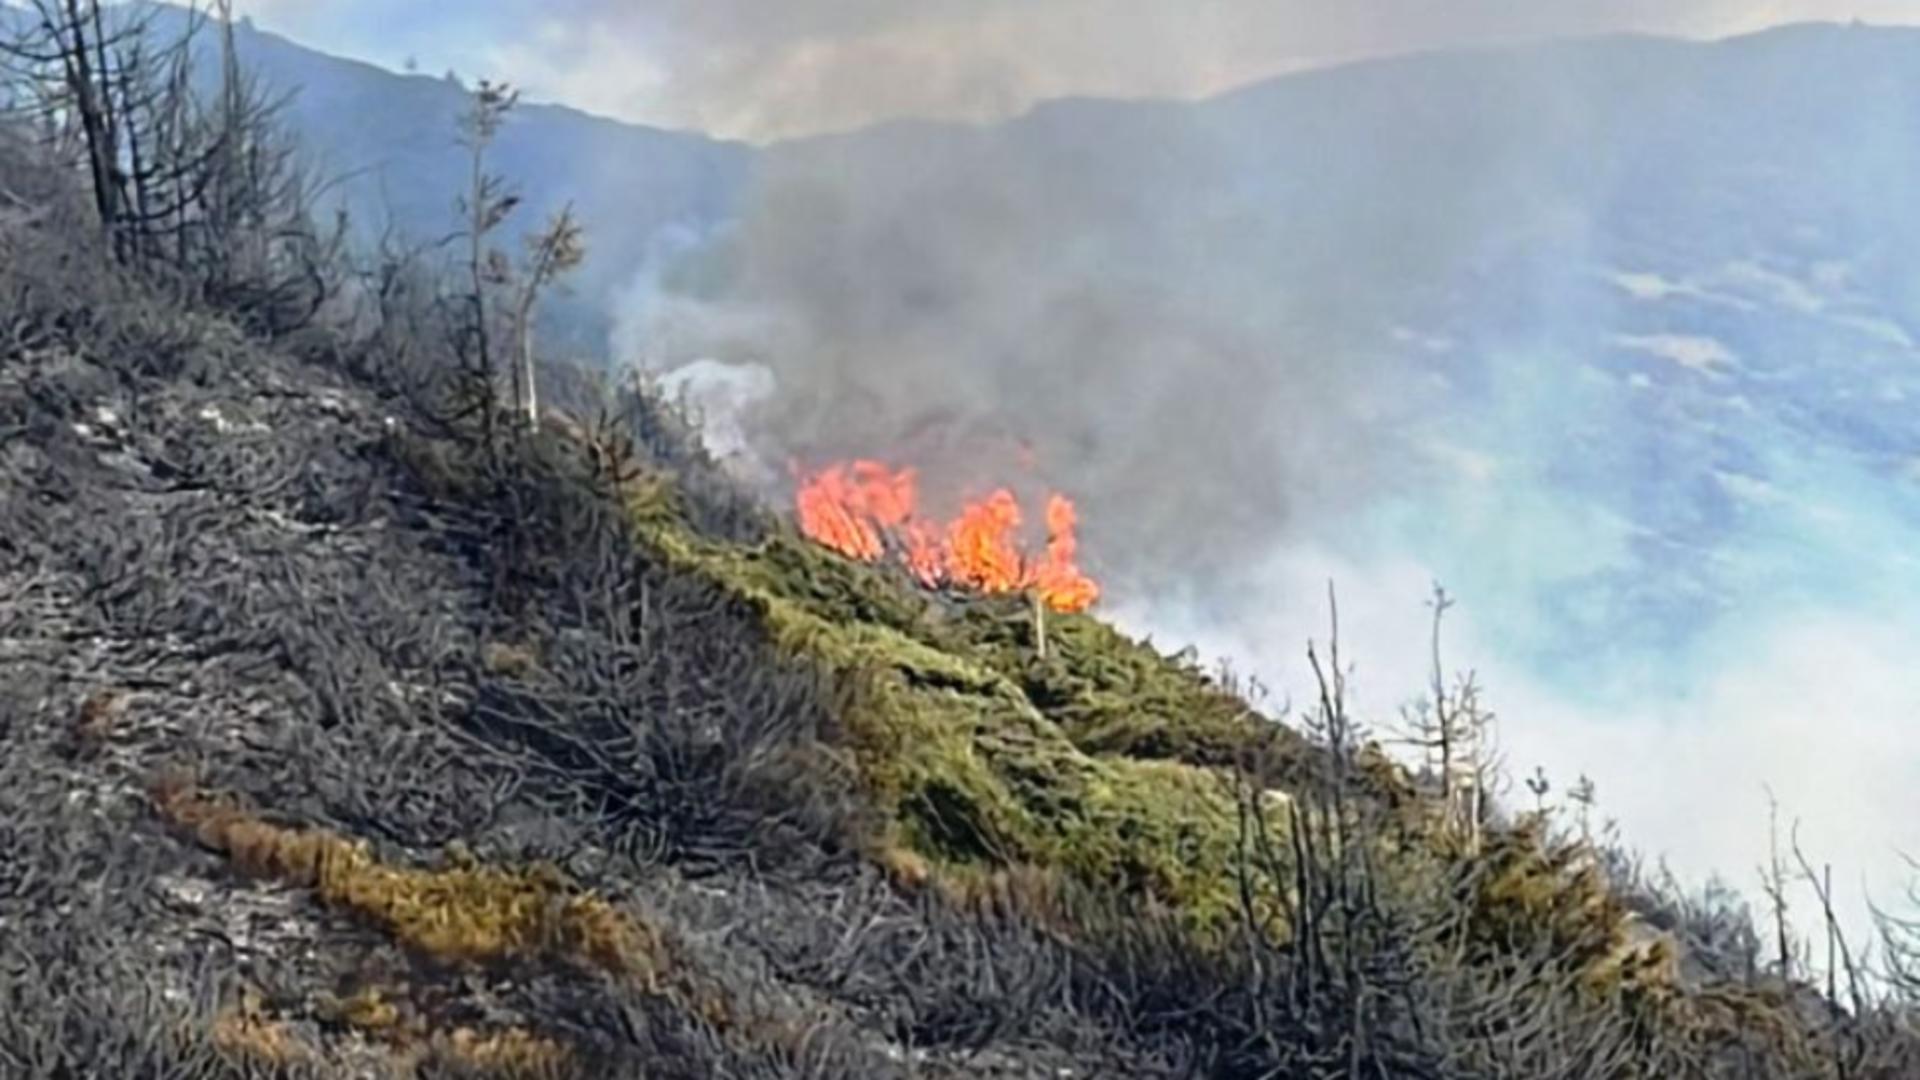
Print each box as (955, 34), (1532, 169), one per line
(794, 459), (1100, 613)
(946, 489), (1027, 594)
(850, 460), (916, 527)
(793, 463), (885, 562)
(903, 519), (946, 588)
(1033, 494), (1099, 613)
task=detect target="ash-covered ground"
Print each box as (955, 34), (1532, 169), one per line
(0, 192), (1176, 1078)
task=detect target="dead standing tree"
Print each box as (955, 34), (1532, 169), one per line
(0, 0), (336, 326)
(453, 76), (518, 449)
(0, 0), (156, 252)
(191, 0), (333, 319)
(1398, 583), (1497, 854)
(511, 201), (583, 426)
(450, 80), (584, 442)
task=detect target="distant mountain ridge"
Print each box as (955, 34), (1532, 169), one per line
(203, 8), (751, 355)
(203, 14), (1920, 374)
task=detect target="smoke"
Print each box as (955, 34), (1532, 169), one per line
(618, 131), (1384, 587)
(500, 1), (1920, 141)
(101, 0), (1918, 996)
(217, 0), (1920, 989)
(609, 21), (1641, 580)
(1115, 543), (1920, 981)
(651, 359), (777, 476)
(1103, 299), (1920, 962)
(233, 0), (1920, 141)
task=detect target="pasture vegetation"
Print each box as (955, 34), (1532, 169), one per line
(2, 4), (1920, 1076)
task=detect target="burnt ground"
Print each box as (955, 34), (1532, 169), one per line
(0, 229), (1184, 1078)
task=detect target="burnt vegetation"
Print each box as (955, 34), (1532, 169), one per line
(2, 7), (1919, 1077)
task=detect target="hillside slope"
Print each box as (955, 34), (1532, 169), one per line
(2, 142), (1918, 1077)
(0, 165), (1097, 1077)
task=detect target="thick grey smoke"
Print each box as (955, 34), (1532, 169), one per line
(548, 0), (1906, 140)
(617, 100), (1490, 590)
(613, 26), (1664, 584)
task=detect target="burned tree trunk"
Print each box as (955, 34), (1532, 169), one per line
(2, 0), (335, 323)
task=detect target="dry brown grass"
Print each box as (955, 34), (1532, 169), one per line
(150, 780), (818, 1073)
(429, 1026), (574, 1078)
(69, 687), (129, 755)
(481, 641), (540, 679)
(210, 988), (313, 1069)
(153, 779), (664, 983)
(933, 862), (1078, 935)
(313, 981), (580, 1078)
(322, 984), (406, 1033)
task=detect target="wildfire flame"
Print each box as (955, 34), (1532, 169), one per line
(794, 459), (1101, 613)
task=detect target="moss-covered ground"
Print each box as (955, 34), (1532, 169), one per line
(624, 493), (1287, 933)
(606, 437), (1829, 1036)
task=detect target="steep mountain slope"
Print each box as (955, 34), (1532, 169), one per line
(0, 138), (1382, 1077)
(0, 151), (1078, 1077)
(11, 15), (1920, 1074)
(4, 130), (1919, 1075)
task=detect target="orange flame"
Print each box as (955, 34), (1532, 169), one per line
(793, 459), (1100, 613)
(793, 463), (884, 562)
(1032, 494), (1100, 613)
(902, 518), (947, 588)
(946, 489), (1026, 594)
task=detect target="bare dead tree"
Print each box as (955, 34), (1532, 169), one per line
(450, 78), (519, 454)
(1790, 822), (1867, 1020)
(1761, 786), (1799, 982)
(1567, 773), (1597, 846)
(1204, 583), (1706, 1078)
(1873, 858), (1920, 1002)
(1397, 583), (1497, 854)
(0, 0), (157, 251)
(510, 201), (584, 426)
(0, 0), (340, 326)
